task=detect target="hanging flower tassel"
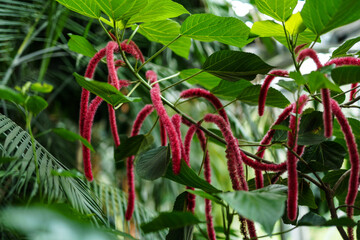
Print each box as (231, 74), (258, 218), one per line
(330, 99), (359, 240)
(121, 39), (145, 63)
(349, 83), (358, 101)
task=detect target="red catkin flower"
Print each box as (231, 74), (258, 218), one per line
(258, 70), (289, 116)
(180, 88), (229, 124)
(325, 57), (360, 67)
(125, 104), (154, 221)
(297, 48), (323, 69)
(287, 95), (308, 221)
(331, 99), (359, 240)
(350, 83), (358, 101)
(121, 39), (145, 63)
(294, 43), (308, 55)
(150, 86), (182, 174)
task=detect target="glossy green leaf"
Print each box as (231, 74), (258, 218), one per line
(56, 0), (100, 19)
(202, 50), (274, 81)
(211, 79), (252, 100)
(277, 80), (299, 93)
(237, 85), (290, 108)
(137, 20), (191, 59)
(298, 179), (317, 209)
(250, 21), (283, 38)
(114, 135), (154, 160)
(180, 69), (221, 90)
(301, 0), (360, 35)
(255, 0), (297, 21)
(323, 217), (356, 227)
(140, 212), (202, 234)
(0, 85), (25, 104)
(285, 12), (306, 35)
(53, 128), (95, 152)
(26, 96), (48, 116)
(185, 189), (224, 205)
(129, 0), (188, 24)
(297, 111), (326, 145)
(297, 212), (326, 226)
(164, 160), (221, 193)
(306, 71), (341, 92)
(180, 14), (250, 48)
(218, 185), (287, 234)
(332, 36), (360, 58)
(136, 146), (170, 181)
(94, 0), (146, 21)
(30, 83), (53, 93)
(331, 66), (360, 86)
(297, 141), (346, 173)
(68, 34), (97, 57)
(74, 73), (141, 106)
(322, 170), (348, 196)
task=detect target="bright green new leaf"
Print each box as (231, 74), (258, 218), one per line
(306, 71), (341, 93)
(30, 83), (53, 93)
(331, 66), (360, 86)
(136, 146), (170, 181)
(52, 128), (95, 152)
(94, 0), (146, 21)
(56, 0), (100, 19)
(218, 185), (287, 234)
(68, 34), (97, 57)
(301, 0), (360, 35)
(0, 85), (25, 104)
(202, 50), (274, 81)
(129, 0), (189, 24)
(332, 36), (360, 58)
(137, 20), (191, 59)
(275, 29), (319, 48)
(180, 69), (221, 90)
(237, 85), (290, 108)
(250, 21), (284, 38)
(181, 14), (250, 48)
(25, 96), (48, 116)
(255, 0), (297, 21)
(73, 73), (141, 106)
(211, 79), (253, 100)
(285, 12), (306, 35)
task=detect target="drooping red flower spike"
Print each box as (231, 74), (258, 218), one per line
(121, 39), (145, 63)
(294, 43), (308, 55)
(258, 70), (289, 116)
(180, 88), (229, 124)
(297, 48), (323, 69)
(331, 99), (359, 240)
(287, 94), (308, 221)
(325, 57), (360, 67)
(150, 86), (182, 174)
(350, 83), (358, 101)
(125, 104), (154, 221)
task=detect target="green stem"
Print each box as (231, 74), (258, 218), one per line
(197, 136), (209, 176)
(99, 19), (113, 41)
(250, 226), (298, 239)
(136, 34), (182, 72)
(161, 70), (204, 92)
(150, 72), (181, 86)
(127, 25), (140, 44)
(114, 81), (141, 110)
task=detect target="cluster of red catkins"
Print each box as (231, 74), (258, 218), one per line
(79, 39), (359, 240)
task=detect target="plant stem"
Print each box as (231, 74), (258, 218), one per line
(150, 72), (181, 86)
(114, 81), (141, 110)
(333, 169), (351, 193)
(137, 34), (182, 72)
(161, 70), (204, 92)
(127, 25), (139, 44)
(250, 226), (298, 239)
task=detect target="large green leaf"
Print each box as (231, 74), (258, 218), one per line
(218, 185), (287, 234)
(136, 146), (170, 181)
(180, 14), (250, 48)
(297, 212), (356, 227)
(298, 179), (317, 209)
(322, 170), (348, 196)
(255, 0), (297, 21)
(0, 85), (25, 104)
(285, 12), (306, 35)
(114, 135), (154, 160)
(140, 212), (201, 234)
(237, 85), (290, 108)
(331, 36), (360, 58)
(305, 71), (341, 93)
(137, 20), (191, 59)
(164, 160), (221, 193)
(25, 96), (48, 116)
(202, 50), (274, 81)
(331, 66), (360, 86)
(180, 69), (221, 90)
(74, 73), (141, 106)
(211, 79), (253, 100)
(52, 128), (95, 152)
(56, 0), (100, 19)
(68, 34), (97, 58)
(250, 21), (284, 38)
(301, 0), (360, 35)
(94, 0), (146, 21)
(129, 0), (188, 24)
(297, 141), (346, 173)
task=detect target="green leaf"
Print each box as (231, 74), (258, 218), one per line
(185, 189), (224, 206)
(250, 21), (283, 38)
(164, 160), (221, 193)
(202, 50), (274, 81)
(277, 80), (299, 93)
(275, 29), (319, 48)
(68, 34), (97, 57)
(306, 71), (341, 93)
(56, 0), (100, 19)
(114, 134), (154, 160)
(94, 0), (146, 21)
(129, 0), (188, 24)
(298, 179), (317, 209)
(26, 96), (48, 116)
(180, 14), (250, 48)
(322, 170), (348, 196)
(211, 80), (253, 100)
(331, 66), (360, 86)
(0, 85), (25, 104)
(301, 0), (360, 35)
(51, 169), (84, 178)
(255, 0), (297, 21)
(333, 118), (360, 152)
(332, 36), (360, 58)
(237, 85), (290, 108)
(30, 83), (53, 93)
(180, 69), (221, 90)
(297, 111), (326, 145)
(297, 141), (346, 173)
(136, 146), (170, 181)
(0, 156), (17, 164)
(271, 124), (292, 131)
(297, 212), (326, 226)
(323, 217), (356, 227)
(140, 212), (202, 234)
(74, 73), (141, 106)
(218, 185), (287, 234)
(289, 71), (307, 85)
(285, 12), (306, 35)
(52, 128), (95, 152)
(137, 20), (191, 59)
(357, 221), (360, 239)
